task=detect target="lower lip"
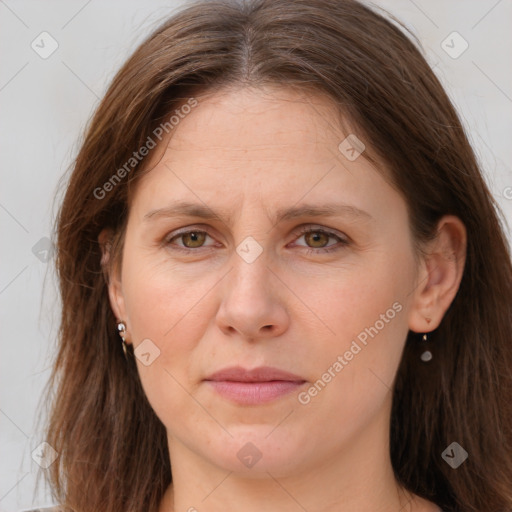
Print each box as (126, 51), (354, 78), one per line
(206, 380), (306, 405)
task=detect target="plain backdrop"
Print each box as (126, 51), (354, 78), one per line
(1, 0), (511, 510)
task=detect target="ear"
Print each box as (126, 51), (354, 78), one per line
(98, 228), (129, 339)
(408, 215), (467, 333)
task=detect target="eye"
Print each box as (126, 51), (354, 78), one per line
(164, 225), (349, 254)
(165, 229), (217, 252)
(291, 226), (349, 254)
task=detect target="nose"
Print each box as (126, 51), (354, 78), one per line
(215, 252), (290, 342)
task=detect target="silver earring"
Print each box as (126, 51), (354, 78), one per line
(420, 333), (432, 362)
(117, 321), (128, 359)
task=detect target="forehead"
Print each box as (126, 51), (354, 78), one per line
(129, 85), (404, 226)
(166, 85), (345, 156)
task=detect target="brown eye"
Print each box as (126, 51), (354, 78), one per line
(166, 230), (213, 251)
(179, 231), (207, 248)
(293, 226), (349, 254)
(304, 231), (330, 248)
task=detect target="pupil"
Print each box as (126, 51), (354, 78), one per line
(307, 231), (327, 247)
(184, 231), (204, 248)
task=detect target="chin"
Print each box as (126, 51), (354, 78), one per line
(205, 431), (309, 477)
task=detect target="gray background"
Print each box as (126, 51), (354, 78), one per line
(1, 0), (511, 510)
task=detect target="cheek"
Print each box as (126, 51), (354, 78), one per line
(119, 249), (221, 403)
(121, 246), (217, 344)
(299, 249), (414, 428)
(304, 248), (413, 353)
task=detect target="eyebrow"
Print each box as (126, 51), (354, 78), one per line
(143, 200), (373, 225)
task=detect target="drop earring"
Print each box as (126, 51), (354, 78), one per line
(117, 321), (128, 359)
(420, 333), (432, 362)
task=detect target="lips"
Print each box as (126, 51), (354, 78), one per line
(204, 366), (307, 405)
(205, 365), (306, 383)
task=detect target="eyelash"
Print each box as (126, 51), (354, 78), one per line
(163, 225), (349, 255)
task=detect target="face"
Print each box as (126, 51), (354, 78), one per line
(109, 85), (422, 478)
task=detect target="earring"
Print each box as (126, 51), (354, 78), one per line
(420, 333), (432, 362)
(117, 321), (128, 359)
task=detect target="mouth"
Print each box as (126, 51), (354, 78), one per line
(204, 366), (307, 405)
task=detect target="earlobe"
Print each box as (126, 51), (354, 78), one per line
(408, 215), (467, 334)
(107, 274), (127, 326)
(98, 228), (127, 326)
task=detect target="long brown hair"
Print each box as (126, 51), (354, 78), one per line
(41, 0), (512, 510)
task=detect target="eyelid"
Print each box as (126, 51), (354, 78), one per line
(289, 225), (349, 253)
(163, 223), (350, 253)
(291, 224), (348, 242)
(164, 225), (218, 248)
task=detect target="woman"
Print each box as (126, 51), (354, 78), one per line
(40, 0), (512, 511)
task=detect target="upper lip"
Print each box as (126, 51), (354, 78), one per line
(204, 366), (306, 383)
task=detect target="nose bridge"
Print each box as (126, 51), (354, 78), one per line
(229, 197), (273, 282)
(215, 235), (289, 339)
(230, 236), (272, 300)
(224, 194), (286, 302)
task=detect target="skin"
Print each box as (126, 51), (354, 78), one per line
(101, 85), (466, 512)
